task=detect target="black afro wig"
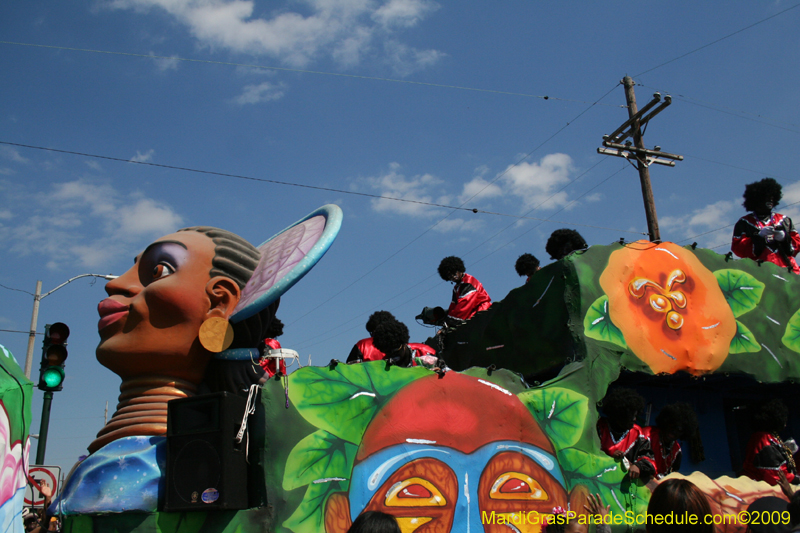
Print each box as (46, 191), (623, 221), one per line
(743, 177), (783, 213)
(366, 310), (397, 335)
(264, 317), (284, 339)
(656, 402), (698, 440)
(438, 256), (465, 281)
(546, 229), (588, 260)
(600, 387), (645, 421)
(515, 253), (540, 277)
(371, 320), (410, 355)
(752, 398), (789, 434)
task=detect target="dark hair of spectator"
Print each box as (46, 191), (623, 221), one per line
(515, 253), (540, 277)
(600, 387), (645, 421)
(657, 402), (696, 440)
(545, 229), (588, 260)
(438, 256), (465, 281)
(371, 320), (410, 355)
(347, 510), (402, 533)
(742, 177), (783, 212)
(646, 478), (713, 533)
(752, 398), (789, 434)
(366, 311), (397, 335)
(788, 491), (800, 526)
(264, 317), (284, 339)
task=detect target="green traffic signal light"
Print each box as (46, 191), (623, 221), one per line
(38, 322), (69, 392)
(41, 366), (65, 388)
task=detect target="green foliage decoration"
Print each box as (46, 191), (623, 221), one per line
(713, 269), (765, 318)
(583, 295), (627, 350)
(521, 387), (589, 449)
(729, 320), (761, 354)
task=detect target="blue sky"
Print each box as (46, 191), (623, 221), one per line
(2, 1), (800, 470)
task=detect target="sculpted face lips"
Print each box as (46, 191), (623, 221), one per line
(97, 299), (129, 332)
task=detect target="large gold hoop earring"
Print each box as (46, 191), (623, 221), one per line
(198, 317), (234, 353)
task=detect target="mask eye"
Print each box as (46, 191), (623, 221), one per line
(152, 262), (175, 280)
(489, 472), (548, 501)
(384, 477), (446, 507)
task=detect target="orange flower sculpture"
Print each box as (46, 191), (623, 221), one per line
(599, 241), (736, 375)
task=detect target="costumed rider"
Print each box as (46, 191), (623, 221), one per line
(260, 317), (287, 378)
(742, 398), (799, 486)
(437, 256), (491, 326)
(641, 402), (703, 479)
(371, 319), (440, 369)
(596, 387), (656, 481)
(346, 310), (396, 364)
(515, 253), (540, 284)
(732, 177), (800, 273)
(545, 229), (588, 261)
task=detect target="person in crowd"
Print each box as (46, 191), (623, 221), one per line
(515, 253), (541, 283)
(743, 399), (799, 486)
(259, 317), (286, 378)
(23, 479), (53, 533)
(347, 311), (397, 363)
(584, 493), (612, 533)
(732, 177), (800, 273)
(642, 402), (703, 479)
(371, 319), (439, 369)
(646, 478), (713, 533)
(546, 229), (588, 261)
(347, 510), (401, 533)
(596, 387), (656, 481)
(437, 256), (491, 324)
(745, 496), (794, 533)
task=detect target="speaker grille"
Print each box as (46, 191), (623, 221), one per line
(172, 439), (222, 502)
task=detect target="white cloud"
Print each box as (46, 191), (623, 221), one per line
(232, 81), (286, 104)
(431, 217), (484, 233)
(358, 162), (445, 217)
(0, 179), (183, 269)
(130, 149), (155, 163)
(0, 209), (12, 220)
(151, 52), (180, 71)
(0, 146), (29, 164)
(459, 176), (502, 204)
(780, 181), (800, 220)
(499, 153), (575, 210)
(85, 160), (103, 171)
(383, 39), (445, 76)
(109, 0), (443, 73)
(659, 199), (739, 247)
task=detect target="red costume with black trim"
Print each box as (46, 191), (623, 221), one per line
(260, 338), (287, 378)
(447, 273), (491, 321)
(732, 213), (800, 273)
(742, 431), (797, 485)
(347, 337), (386, 363)
(596, 418), (656, 477)
(641, 426), (681, 479)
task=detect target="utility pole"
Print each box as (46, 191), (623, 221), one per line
(597, 76), (683, 242)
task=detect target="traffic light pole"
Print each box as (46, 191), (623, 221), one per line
(35, 391), (53, 464)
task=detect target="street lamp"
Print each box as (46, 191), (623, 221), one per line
(23, 274), (117, 379)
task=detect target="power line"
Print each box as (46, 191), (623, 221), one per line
(634, 2), (800, 77)
(0, 283), (34, 296)
(0, 329), (41, 336)
(0, 40), (627, 107)
(638, 84), (800, 134)
(1, 141), (644, 235)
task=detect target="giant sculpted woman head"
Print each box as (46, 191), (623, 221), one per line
(97, 226), (274, 384)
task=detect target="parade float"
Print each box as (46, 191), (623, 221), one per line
(4, 204), (800, 533)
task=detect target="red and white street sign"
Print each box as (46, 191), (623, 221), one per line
(24, 465), (61, 507)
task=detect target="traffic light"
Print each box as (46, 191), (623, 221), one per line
(38, 323), (69, 392)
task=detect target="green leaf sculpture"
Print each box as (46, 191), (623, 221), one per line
(558, 448), (649, 517)
(583, 295), (627, 349)
(782, 307), (800, 354)
(283, 479), (348, 533)
(729, 320), (761, 354)
(521, 387), (589, 449)
(714, 269), (765, 318)
(288, 362), (429, 444)
(283, 430), (358, 491)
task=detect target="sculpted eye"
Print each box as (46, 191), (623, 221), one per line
(152, 263), (175, 280)
(385, 477), (446, 507)
(489, 472), (548, 501)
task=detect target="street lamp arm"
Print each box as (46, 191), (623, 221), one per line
(39, 273), (118, 301)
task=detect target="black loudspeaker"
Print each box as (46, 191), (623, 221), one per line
(164, 392), (249, 511)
